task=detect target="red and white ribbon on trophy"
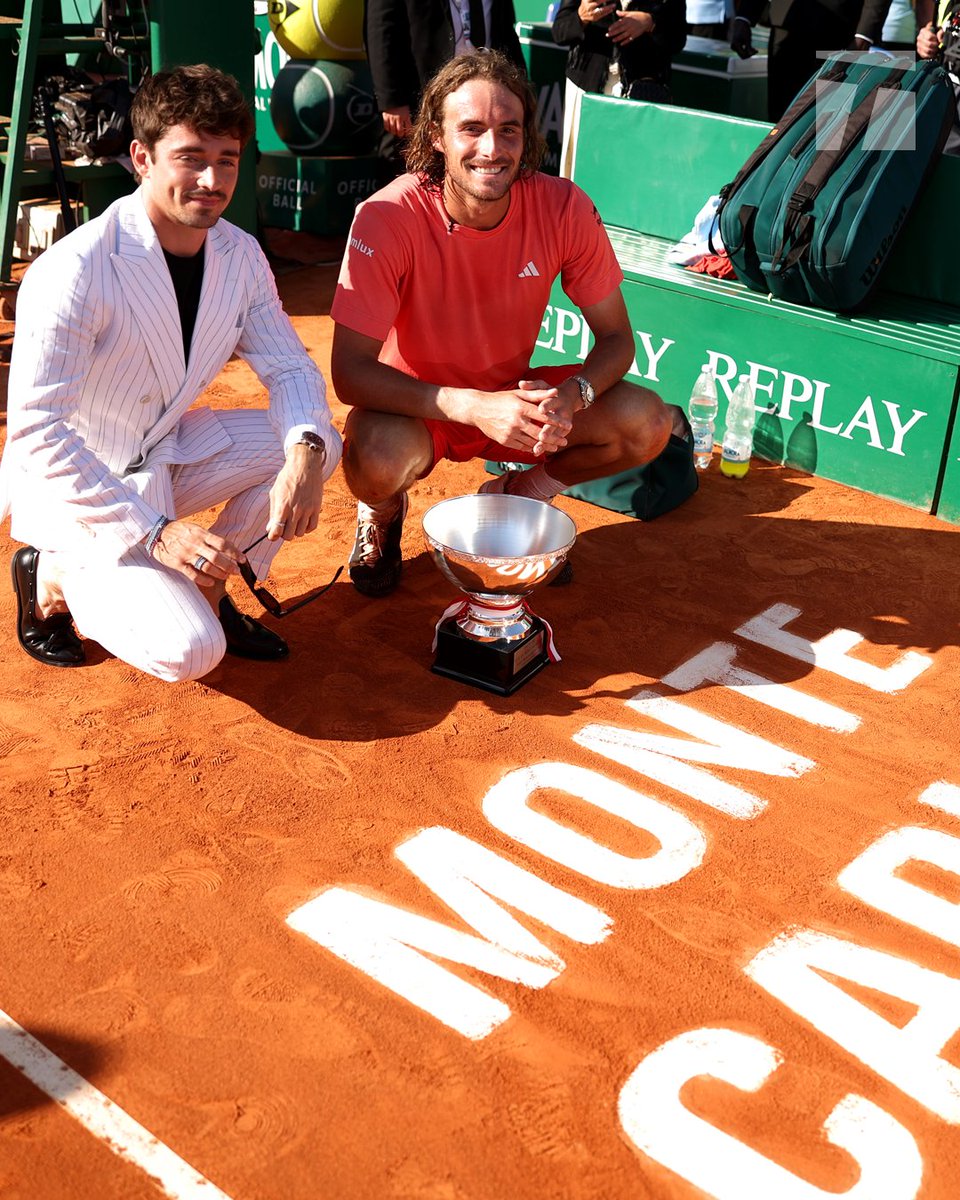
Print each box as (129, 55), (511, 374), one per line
(431, 600), (561, 661)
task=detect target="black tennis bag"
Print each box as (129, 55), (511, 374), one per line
(716, 54), (956, 311)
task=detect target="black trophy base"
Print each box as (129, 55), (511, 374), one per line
(432, 615), (550, 696)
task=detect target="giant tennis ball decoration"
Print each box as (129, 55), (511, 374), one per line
(267, 0), (364, 61)
(271, 59), (380, 155)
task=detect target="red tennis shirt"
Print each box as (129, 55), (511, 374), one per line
(331, 171), (624, 392)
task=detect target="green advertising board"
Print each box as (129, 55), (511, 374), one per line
(541, 90), (960, 522)
(671, 35), (768, 121)
(257, 152), (385, 236)
(514, 0), (554, 18)
(531, 278), (958, 515)
(932, 395), (960, 523)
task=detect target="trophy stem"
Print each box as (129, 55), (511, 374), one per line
(456, 600), (532, 642)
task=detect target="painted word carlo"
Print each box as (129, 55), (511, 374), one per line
(289, 605), (957, 1198)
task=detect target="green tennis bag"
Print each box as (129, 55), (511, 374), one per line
(717, 54), (956, 311)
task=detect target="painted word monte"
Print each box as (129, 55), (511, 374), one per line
(287, 601), (958, 1198)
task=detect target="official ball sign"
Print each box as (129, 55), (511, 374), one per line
(256, 151), (386, 235)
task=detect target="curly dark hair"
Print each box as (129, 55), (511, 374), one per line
(404, 50), (546, 188)
(131, 64), (255, 152)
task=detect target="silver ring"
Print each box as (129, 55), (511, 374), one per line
(194, 555), (207, 571)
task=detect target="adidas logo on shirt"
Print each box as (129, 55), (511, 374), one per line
(518, 261), (540, 278)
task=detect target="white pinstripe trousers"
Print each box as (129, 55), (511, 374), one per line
(53, 411), (328, 683)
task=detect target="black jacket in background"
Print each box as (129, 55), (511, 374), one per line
(737, 0), (862, 37)
(364, 0), (525, 114)
(552, 0), (688, 91)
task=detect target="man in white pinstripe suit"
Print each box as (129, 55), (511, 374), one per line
(2, 65), (341, 682)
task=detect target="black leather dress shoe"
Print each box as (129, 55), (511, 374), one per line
(11, 546), (85, 667)
(218, 595), (289, 661)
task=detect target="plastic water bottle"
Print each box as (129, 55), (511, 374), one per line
(720, 374), (758, 478)
(688, 364), (718, 471)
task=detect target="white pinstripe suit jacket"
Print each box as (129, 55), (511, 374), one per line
(0, 188), (338, 560)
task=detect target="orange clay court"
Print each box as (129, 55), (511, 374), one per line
(1, 248), (959, 1200)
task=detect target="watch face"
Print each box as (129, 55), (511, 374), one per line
(298, 433), (324, 451)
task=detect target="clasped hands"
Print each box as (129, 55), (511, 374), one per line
(149, 445), (326, 587)
(462, 379), (578, 459)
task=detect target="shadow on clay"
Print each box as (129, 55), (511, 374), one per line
(204, 462), (960, 740)
(0, 1027), (110, 1122)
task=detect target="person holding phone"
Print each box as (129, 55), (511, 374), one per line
(552, 0), (687, 98)
(552, 0), (687, 175)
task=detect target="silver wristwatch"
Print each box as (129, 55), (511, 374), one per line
(295, 432), (326, 454)
(573, 375), (596, 410)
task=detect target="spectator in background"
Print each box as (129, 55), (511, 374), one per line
(553, 0), (687, 176)
(686, 0), (734, 38)
(854, 0), (916, 49)
(364, 0), (526, 174)
(731, 0), (865, 121)
(917, 0), (960, 153)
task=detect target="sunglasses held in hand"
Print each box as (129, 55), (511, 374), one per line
(238, 534), (343, 617)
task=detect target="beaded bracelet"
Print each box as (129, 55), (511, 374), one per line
(144, 515), (170, 558)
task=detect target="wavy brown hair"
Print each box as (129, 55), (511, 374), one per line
(131, 64), (255, 153)
(404, 50), (546, 189)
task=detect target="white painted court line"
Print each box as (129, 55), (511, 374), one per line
(0, 1007), (233, 1200)
(920, 781), (960, 819)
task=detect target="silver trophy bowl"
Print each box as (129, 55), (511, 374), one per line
(422, 494), (576, 641)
